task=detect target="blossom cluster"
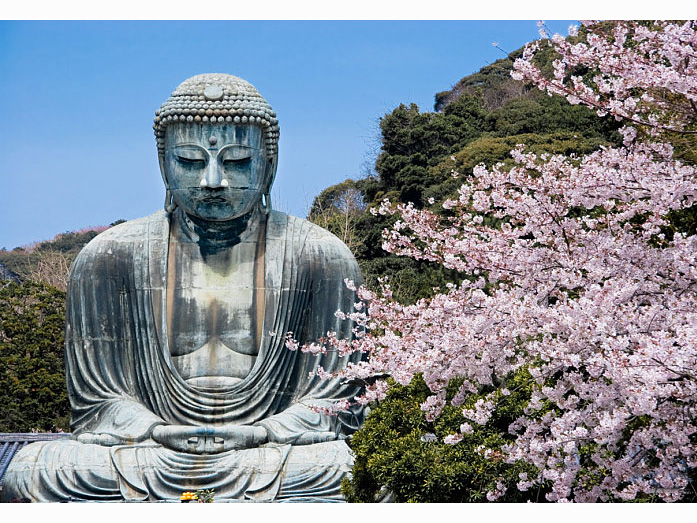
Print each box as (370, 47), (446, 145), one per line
(512, 21), (697, 135)
(290, 21), (697, 502)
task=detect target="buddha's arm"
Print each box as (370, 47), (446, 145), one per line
(65, 233), (170, 446)
(254, 402), (344, 444)
(253, 229), (366, 445)
(73, 399), (167, 445)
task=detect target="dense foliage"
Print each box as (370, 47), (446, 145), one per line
(0, 281), (70, 432)
(301, 20), (697, 502)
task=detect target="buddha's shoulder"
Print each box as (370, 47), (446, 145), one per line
(74, 210), (355, 260)
(75, 211), (167, 258)
(270, 211), (354, 255)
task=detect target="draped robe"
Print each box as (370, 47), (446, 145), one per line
(2, 210), (365, 502)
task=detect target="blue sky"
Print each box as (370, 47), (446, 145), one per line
(0, 20), (579, 250)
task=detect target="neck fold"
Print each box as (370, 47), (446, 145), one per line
(176, 204), (264, 247)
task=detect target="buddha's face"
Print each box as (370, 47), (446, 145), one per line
(163, 123), (271, 222)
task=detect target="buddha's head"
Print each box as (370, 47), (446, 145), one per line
(154, 74), (279, 221)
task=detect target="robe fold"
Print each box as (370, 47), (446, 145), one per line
(2, 210), (365, 502)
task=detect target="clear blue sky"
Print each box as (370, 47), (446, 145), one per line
(0, 20), (577, 250)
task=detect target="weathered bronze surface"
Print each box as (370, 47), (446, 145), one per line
(2, 74), (365, 502)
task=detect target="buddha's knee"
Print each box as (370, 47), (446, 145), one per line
(285, 439), (353, 470)
(2, 439), (120, 502)
(277, 440), (354, 500)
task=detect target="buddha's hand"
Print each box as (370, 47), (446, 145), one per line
(151, 424), (268, 454)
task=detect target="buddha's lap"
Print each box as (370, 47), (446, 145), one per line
(4, 437), (353, 501)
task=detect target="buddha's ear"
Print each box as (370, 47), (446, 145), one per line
(264, 155), (278, 194)
(159, 153), (177, 213)
(159, 155), (168, 187)
(260, 156), (277, 214)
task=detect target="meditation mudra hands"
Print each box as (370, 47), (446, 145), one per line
(76, 424), (337, 452)
(150, 424), (269, 453)
(77, 425), (267, 452)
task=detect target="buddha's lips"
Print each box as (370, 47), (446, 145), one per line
(200, 196), (230, 203)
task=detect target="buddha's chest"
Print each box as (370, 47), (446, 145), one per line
(166, 239), (264, 388)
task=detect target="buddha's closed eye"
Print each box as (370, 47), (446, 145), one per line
(177, 156), (206, 167)
(223, 157), (251, 168)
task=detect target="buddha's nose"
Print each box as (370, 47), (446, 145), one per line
(200, 161), (229, 189)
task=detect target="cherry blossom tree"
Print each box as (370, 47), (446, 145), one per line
(291, 20), (697, 502)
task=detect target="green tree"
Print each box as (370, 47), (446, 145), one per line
(370, 95), (488, 207)
(0, 281), (70, 432)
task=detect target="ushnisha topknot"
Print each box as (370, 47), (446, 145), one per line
(153, 73), (280, 159)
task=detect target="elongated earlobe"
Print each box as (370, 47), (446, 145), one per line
(261, 193), (271, 214)
(164, 189), (176, 213)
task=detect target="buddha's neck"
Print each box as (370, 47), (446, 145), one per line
(173, 206), (264, 248)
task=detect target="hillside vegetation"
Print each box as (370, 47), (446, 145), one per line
(0, 221), (124, 292)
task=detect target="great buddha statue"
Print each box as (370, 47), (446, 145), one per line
(2, 74), (365, 502)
